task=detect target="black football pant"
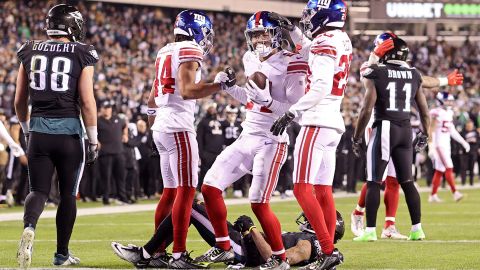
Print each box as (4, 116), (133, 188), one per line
(24, 132), (84, 256)
(98, 153), (127, 203)
(365, 121), (421, 228)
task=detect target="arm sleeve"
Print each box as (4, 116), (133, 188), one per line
(225, 85), (248, 105)
(450, 125), (468, 145)
(78, 45), (99, 69)
(288, 53), (335, 117)
(289, 26), (311, 60)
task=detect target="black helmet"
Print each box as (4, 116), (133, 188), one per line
(46, 4), (85, 42)
(296, 210), (345, 243)
(382, 37), (409, 63)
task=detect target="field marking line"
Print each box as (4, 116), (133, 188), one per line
(3, 239), (480, 243)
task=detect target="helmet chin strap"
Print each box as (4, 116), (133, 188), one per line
(254, 43), (273, 58)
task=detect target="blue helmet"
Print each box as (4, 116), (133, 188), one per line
(300, 0), (347, 38)
(174, 10), (214, 55)
(373, 32), (397, 47)
(245, 11), (283, 57)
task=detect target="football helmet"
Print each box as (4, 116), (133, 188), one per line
(174, 10), (214, 55)
(382, 37), (409, 63)
(373, 32), (397, 47)
(436, 91), (455, 108)
(245, 11), (283, 58)
(296, 210), (345, 243)
(300, 0), (347, 39)
(45, 4), (85, 42)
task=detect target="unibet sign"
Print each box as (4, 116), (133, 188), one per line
(370, 1), (480, 19)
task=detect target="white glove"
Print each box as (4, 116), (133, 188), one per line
(463, 142), (471, 153)
(214, 68), (236, 90)
(9, 142), (25, 157)
(245, 79), (272, 107)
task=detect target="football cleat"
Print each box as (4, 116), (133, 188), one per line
(169, 251), (208, 269)
(428, 194), (442, 203)
(350, 212), (364, 237)
(53, 252), (80, 266)
(111, 242), (150, 267)
(353, 230), (377, 242)
(453, 191), (464, 202)
(149, 252), (170, 268)
(17, 227), (35, 268)
(299, 248), (343, 270)
(259, 255), (290, 270)
(195, 246), (234, 264)
(408, 228), (426, 241)
(381, 225), (408, 240)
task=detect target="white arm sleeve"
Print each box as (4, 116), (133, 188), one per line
(225, 85), (248, 105)
(289, 26), (311, 60)
(449, 125), (467, 145)
(288, 55), (335, 117)
(0, 122), (16, 146)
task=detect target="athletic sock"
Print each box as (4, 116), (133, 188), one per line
(400, 181), (421, 225)
(314, 185), (336, 241)
(155, 188), (177, 229)
(23, 191), (48, 229)
(294, 183), (333, 255)
(201, 185), (231, 251)
(171, 186), (195, 253)
(445, 168), (457, 193)
(431, 170), (443, 195)
(411, 223), (422, 232)
(384, 176), (400, 228)
(357, 183), (367, 208)
(354, 205), (365, 216)
(251, 203), (286, 261)
(365, 181), (381, 228)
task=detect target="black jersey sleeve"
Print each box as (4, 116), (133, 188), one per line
(362, 64), (380, 80)
(16, 41), (33, 65)
(78, 44), (99, 69)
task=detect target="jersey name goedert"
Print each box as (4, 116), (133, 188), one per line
(17, 40), (99, 119)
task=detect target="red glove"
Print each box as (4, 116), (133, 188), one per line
(373, 39), (394, 57)
(447, 69), (464, 86)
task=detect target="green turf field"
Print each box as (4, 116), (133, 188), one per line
(1, 188), (480, 269)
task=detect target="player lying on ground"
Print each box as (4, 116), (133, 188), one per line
(198, 10), (307, 270)
(351, 32), (465, 239)
(111, 201), (344, 268)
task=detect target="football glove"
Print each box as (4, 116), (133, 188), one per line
(462, 141), (471, 153)
(86, 143), (99, 165)
(373, 39), (394, 57)
(447, 69), (464, 86)
(268, 12), (295, 31)
(412, 132), (428, 152)
(270, 111), (295, 136)
(215, 66), (236, 90)
(9, 142), (25, 157)
(233, 215), (256, 236)
(245, 79), (272, 107)
(352, 137), (364, 157)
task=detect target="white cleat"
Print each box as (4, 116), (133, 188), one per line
(381, 225), (408, 240)
(233, 190), (243, 198)
(453, 191), (464, 202)
(428, 194), (442, 203)
(17, 227), (35, 268)
(350, 212), (364, 237)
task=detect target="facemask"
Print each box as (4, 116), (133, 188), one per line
(254, 43), (273, 58)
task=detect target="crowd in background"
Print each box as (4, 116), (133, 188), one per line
(0, 0), (479, 206)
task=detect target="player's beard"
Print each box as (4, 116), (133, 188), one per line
(255, 43), (273, 58)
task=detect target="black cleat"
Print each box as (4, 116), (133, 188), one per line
(299, 248), (343, 270)
(169, 251), (208, 269)
(149, 252), (171, 268)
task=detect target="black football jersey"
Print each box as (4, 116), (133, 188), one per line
(17, 40), (99, 118)
(363, 63), (422, 125)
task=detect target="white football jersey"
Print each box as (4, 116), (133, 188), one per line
(289, 29), (352, 133)
(151, 41), (203, 133)
(431, 107), (454, 148)
(241, 50), (307, 142)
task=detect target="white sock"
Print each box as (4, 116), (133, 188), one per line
(141, 247), (151, 259)
(172, 252), (182, 259)
(411, 223), (422, 232)
(355, 205), (365, 213)
(365, 227), (376, 233)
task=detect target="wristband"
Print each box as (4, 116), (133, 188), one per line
(86, 126), (98, 145)
(146, 108), (158, 116)
(244, 225), (256, 236)
(438, 77), (448, 87)
(20, 121), (29, 134)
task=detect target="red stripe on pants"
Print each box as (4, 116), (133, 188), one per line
(263, 143), (286, 202)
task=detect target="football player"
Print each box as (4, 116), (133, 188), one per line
(110, 200), (345, 269)
(428, 92), (469, 202)
(351, 32), (465, 239)
(146, 10), (234, 269)
(352, 37), (430, 242)
(197, 11), (307, 270)
(15, 4), (99, 267)
(269, 1), (351, 269)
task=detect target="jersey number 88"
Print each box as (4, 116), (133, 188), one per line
(30, 55), (71, 92)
